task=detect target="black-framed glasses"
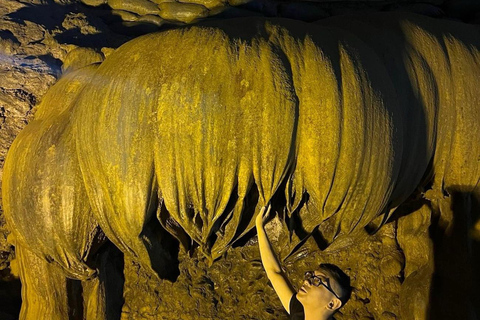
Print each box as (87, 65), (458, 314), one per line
(304, 271), (342, 302)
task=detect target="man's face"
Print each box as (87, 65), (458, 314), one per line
(296, 270), (342, 310)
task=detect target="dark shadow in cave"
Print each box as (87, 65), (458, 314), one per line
(94, 242), (125, 320)
(141, 194), (181, 282)
(427, 188), (480, 320)
(7, 0), (76, 30)
(141, 217), (181, 282)
(231, 182), (260, 248)
(470, 192), (480, 318)
(0, 29), (20, 44)
(207, 184), (240, 251)
(7, 0), (131, 50)
(36, 54), (63, 77)
(157, 200), (192, 256)
(0, 269), (21, 320)
(61, 241), (126, 320)
(387, 186), (479, 319)
(67, 278), (84, 320)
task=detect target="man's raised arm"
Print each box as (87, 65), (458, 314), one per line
(256, 204), (296, 313)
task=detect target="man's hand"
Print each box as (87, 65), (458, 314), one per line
(255, 204), (272, 228)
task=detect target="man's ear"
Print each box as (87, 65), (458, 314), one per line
(327, 298), (342, 311)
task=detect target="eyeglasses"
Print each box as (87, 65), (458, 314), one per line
(304, 271), (342, 303)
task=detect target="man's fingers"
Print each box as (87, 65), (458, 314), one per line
(256, 206), (267, 225)
(257, 204), (272, 226)
(265, 203), (272, 216)
(259, 206), (264, 215)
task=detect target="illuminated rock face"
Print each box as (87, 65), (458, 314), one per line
(2, 13), (480, 319)
(2, 65), (103, 280)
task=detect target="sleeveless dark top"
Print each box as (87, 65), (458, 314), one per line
(289, 294), (305, 320)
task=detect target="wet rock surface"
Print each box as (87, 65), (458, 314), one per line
(0, 1), (479, 319)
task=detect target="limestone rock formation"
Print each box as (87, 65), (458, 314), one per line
(3, 64), (104, 280)
(1, 2), (480, 320)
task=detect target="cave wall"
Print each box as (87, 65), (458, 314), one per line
(0, 1), (479, 319)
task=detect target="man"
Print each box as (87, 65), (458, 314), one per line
(256, 205), (351, 320)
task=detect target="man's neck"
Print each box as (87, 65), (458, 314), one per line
(304, 307), (330, 320)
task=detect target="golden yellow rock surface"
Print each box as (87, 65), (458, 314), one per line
(71, 15), (480, 266)
(3, 65), (102, 280)
(2, 12), (480, 319)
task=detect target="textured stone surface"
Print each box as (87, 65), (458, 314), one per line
(0, 0), (130, 293)
(1, 1), (480, 320)
(119, 222), (402, 320)
(77, 0), (460, 29)
(397, 202), (434, 320)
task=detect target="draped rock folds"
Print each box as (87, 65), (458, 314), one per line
(3, 65), (102, 280)
(5, 13), (480, 273)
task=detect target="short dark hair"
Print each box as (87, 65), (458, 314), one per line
(318, 263), (352, 307)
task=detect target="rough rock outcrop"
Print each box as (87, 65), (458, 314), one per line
(1, 2), (480, 320)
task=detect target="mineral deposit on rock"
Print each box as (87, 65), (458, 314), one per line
(1, 2), (479, 320)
